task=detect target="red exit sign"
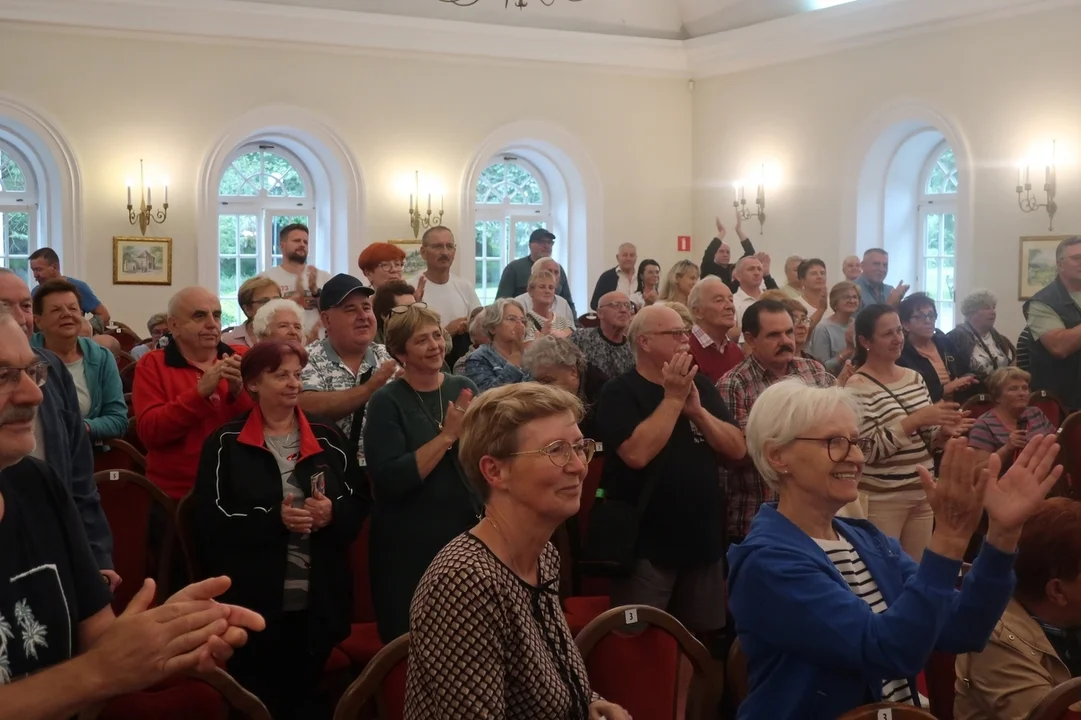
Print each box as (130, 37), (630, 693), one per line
(677, 235), (691, 252)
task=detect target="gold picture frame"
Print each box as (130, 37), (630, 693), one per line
(389, 238), (426, 277)
(1018, 235), (1067, 300)
(113, 236), (173, 286)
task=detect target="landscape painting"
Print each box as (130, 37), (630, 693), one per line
(113, 236), (172, 285)
(390, 239), (426, 277)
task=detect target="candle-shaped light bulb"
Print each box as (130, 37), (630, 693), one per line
(147, 187), (151, 206)
(427, 193), (431, 214)
(409, 193), (413, 213)
(440, 194), (444, 213)
(126, 179), (132, 207)
(163, 177), (169, 205)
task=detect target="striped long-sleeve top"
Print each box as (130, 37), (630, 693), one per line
(848, 369), (936, 491)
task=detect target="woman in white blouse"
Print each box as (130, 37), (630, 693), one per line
(523, 269), (574, 344)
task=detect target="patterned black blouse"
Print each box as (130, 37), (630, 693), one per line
(405, 533), (597, 719)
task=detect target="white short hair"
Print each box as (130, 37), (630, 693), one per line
(252, 298), (307, 339)
(531, 257), (559, 274)
(688, 275), (726, 310)
(746, 380), (862, 492)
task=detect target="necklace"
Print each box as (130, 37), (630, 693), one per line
(409, 378), (445, 431)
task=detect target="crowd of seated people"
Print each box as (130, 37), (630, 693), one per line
(9, 218), (1081, 720)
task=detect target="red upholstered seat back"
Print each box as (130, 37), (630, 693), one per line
(350, 520), (376, 623)
(576, 455), (605, 543)
(923, 652), (957, 720)
(381, 657), (409, 720)
(96, 677), (228, 720)
(1032, 390), (1067, 429)
(583, 626), (682, 719)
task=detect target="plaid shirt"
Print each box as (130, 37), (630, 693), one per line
(716, 354), (835, 538)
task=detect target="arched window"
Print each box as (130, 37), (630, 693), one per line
(217, 143), (314, 327)
(473, 156), (551, 304)
(918, 143), (957, 331)
(0, 143), (36, 285)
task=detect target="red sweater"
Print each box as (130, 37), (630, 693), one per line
(132, 341), (253, 500)
(689, 326), (744, 386)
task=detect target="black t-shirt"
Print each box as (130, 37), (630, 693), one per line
(596, 369), (734, 568)
(0, 458), (111, 682)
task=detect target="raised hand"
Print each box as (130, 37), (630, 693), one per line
(984, 433), (1062, 534)
(662, 352), (696, 402)
(415, 274), (427, 303)
(887, 281), (910, 306)
(715, 217), (727, 239)
(756, 252), (771, 276)
(368, 359), (400, 391)
(918, 438), (988, 550)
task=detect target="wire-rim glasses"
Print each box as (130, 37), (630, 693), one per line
(508, 438), (596, 467)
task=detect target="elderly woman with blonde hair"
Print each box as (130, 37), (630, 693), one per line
(967, 367), (1055, 470)
(405, 382), (630, 720)
(523, 268), (574, 343)
(727, 379), (1063, 720)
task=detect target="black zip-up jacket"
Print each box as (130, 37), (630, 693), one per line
(191, 407), (369, 653)
(898, 330), (974, 404)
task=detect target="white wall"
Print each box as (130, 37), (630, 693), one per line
(0, 23), (692, 328)
(692, 5), (1081, 340)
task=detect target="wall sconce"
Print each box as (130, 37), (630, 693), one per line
(408, 171), (443, 240)
(1017, 141), (1058, 231)
(733, 163), (767, 234)
(126, 159), (169, 236)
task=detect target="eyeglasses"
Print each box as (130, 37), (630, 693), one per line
(509, 438), (596, 467)
(426, 243), (456, 252)
(389, 301), (429, 315)
(532, 239), (555, 246)
(840, 294), (859, 302)
(502, 315), (525, 325)
(793, 436), (873, 462)
(647, 328), (691, 338)
(0, 360), (49, 395)
(377, 261), (405, 272)
(911, 312), (938, 323)
(794, 317), (811, 327)
(599, 301), (634, 311)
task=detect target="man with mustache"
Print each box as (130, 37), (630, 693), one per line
(133, 286), (253, 502)
(413, 226), (480, 369)
(597, 304), (745, 651)
(298, 274), (397, 465)
(0, 268), (116, 588)
(717, 299), (836, 545)
(262, 223), (331, 331)
(0, 306), (266, 713)
(688, 276), (744, 385)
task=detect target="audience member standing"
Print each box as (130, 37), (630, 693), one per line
(846, 304), (968, 561)
(701, 213), (776, 294)
(780, 256), (803, 299)
(842, 254), (862, 282)
(855, 248), (909, 309)
(516, 258), (576, 325)
(298, 274), (396, 465)
(570, 291), (635, 381)
(364, 306), (479, 642)
(947, 290), (1015, 386)
(496, 229), (575, 317)
(590, 243), (638, 310)
(898, 292), (977, 403)
(371, 280), (418, 345)
(687, 276), (743, 384)
(29, 247), (111, 329)
(732, 255), (769, 338)
(810, 282), (859, 374)
(31, 279), (127, 443)
(0, 268), (115, 586)
(523, 336), (607, 440)
(357, 241), (406, 291)
(262, 223), (331, 331)
(657, 260), (699, 307)
(796, 258), (829, 331)
(597, 305), (745, 645)
(1024, 236), (1081, 412)
(523, 269), (574, 343)
(629, 259), (661, 310)
(193, 339), (366, 719)
(221, 276), (281, 348)
(717, 299), (835, 544)
(133, 286), (253, 501)
(413, 226), (480, 369)
(463, 299), (529, 392)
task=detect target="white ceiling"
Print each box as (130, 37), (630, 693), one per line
(239, 0), (859, 39)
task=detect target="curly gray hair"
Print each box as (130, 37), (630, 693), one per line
(481, 298), (526, 339)
(960, 290), (997, 319)
(252, 298), (307, 339)
(522, 335), (587, 376)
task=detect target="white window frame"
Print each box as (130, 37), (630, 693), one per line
(917, 141), (958, 332)
(0, 141), (38, 285)
(473, 156), (552, 304)
(217, 142), (316, 323)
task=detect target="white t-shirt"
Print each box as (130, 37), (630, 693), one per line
(262, 264), (332, 329)
(412, 273), (481, 328)
(65, 358), (92, 417)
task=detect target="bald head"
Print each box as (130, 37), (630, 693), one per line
(842, 255), (862, 281)
(597, 290), (632, 336)
(628, 304), (689, 367)
(167, 286), (223, 356)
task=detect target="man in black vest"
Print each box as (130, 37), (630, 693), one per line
(1025, 236), (1081, 411)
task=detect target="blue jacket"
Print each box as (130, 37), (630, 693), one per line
(461, 344), (530, 393)
(30, 335), (128, 441)
(727, 504), (1014, 720)
(33, 347), (114, 570)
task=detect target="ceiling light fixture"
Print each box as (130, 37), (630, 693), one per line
(440, 0), (582, 8)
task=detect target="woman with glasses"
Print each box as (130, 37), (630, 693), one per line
(898, 292), (978, 403)
(523, 269), (574, 344)
(727, 379), (1062, 720)
(522, 335), (606, 440)
(658, 259), (700, 307)
(363, 305), (480, 642)
(405, 382), (630, 720)
(630, 258), (662, 310)
(372, 280), (422, 345)
(222, 276), (282, 348)
(463, 299), (530, 393)
(810, 281), (859, 375)
(131, 312), (168, 360)
(846, 304), (971, 561)
(357, 242), (406, 291)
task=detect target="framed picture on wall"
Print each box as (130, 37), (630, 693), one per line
(389, 238), (426, 277)
(113, 236), (173, 286)
(1018, 236), (1067, 300)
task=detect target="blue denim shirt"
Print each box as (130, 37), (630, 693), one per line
(461, 344), (530, 393)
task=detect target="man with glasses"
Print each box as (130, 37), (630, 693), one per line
(717, 299), (835, 545)
(413, 226), (480, 368)
(688, 276), (743, 384)
(570, 291), (635, 381)
(1027, 236), (1081, 412)
(589, 242), (638, 311)
(262, 223), (331, 331)
(299, 274), (397, 464)
(0, 267), (115, 587)
(596, 304), (745, 649)
(495, 228), (576, 317)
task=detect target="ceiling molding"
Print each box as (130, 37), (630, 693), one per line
(0, 0), (1077, 79)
